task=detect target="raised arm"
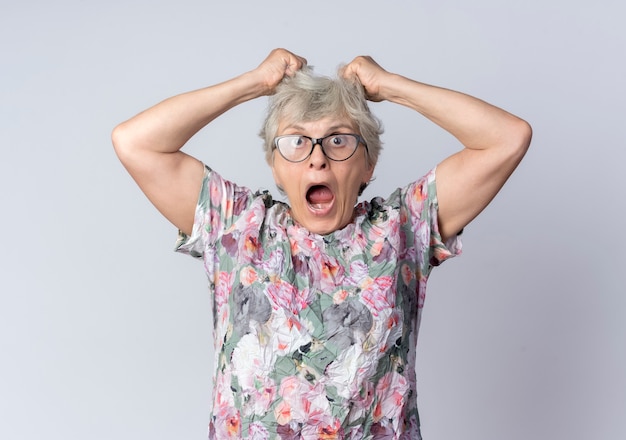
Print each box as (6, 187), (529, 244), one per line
(342, 56), (532, 241)
(112, 49), (307, 235)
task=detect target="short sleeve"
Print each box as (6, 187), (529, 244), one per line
(174, 165), (254, 259)
(405, 167), (462, 270)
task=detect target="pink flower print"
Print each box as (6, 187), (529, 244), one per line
(213, 369), (235, 410)
(319, 421), (344, 439)
(417, 278), (427, 309)
(247, 379), (277, 417)
(221, 228), (240, 257)
(340, 227), (367, 261)
(231, 209), (263, 262)
(368, 219), (399, 263)
(332, 289), (349, 304)
(242, 205), (263, 229)
(300, 383), (332, 424)
(255, 249), (286, 280)
(372, 239), (397, 264)
(369, 421), (396, 439)
(300, 419), (343, 440)
(410, 180), (427, 204)
(400, 263), (414, 286)
(276, 376), (330, 426)
(381, 309), (403, 353)
(415, 218), (430, 267)
(266, 279), (306, 315)
(215, 271), (234, 308)
(223, 197), (234, 219)
(276, 422), (300, 439)
(373, 371), (409, 424)
(243, 234), (259, 258)
(209, 209), (221, 236)
(292, 253), (310, 279)
(383, 210), (401, 246)
(239, 265), (258, 286)
(346, 260), (370, 286)
(344, 425), (365, 440)
(289, 232), (316, 255)
(232, 191), (250, 216)
(274, 400), (293, 425)
(265, 278), (293, 311)
(214, 406), (242, 439)
(399, 205), (408, 225)
(431, 231), (456, 266)
(319, 256), (345, 294)
(346, 262), (394, 316)
(360, 276), (394, 317)
(276, 376), (307, 423)
(368, 221), (387, 239)
(248, 422), (270, 440)
(369, 239), (384, 259)
(209, 177), (224, 207)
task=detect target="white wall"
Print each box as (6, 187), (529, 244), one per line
(1, 1), (624, 439)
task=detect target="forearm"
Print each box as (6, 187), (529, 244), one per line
(112, 71), (267, 154)
(380, 73), (529, 151)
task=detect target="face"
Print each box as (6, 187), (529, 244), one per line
(271, 116), (375, 235)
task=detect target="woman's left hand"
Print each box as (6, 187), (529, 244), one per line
(340, 56), (392, 102)
(343, 54), (532, 242)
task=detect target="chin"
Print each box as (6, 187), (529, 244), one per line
(306, 217), (348, 235)
(306, 223), (334, 235)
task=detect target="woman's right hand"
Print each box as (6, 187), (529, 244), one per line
(251, 48), (308, 96)
(112, 48), (307, 236)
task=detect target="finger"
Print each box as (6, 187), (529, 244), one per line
(285, 55), (307, 76)
(339, 62), (357, 80)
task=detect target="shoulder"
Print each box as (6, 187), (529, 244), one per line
(357, 168), (437, 220)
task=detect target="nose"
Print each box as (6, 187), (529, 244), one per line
(308, 141), (328, 169)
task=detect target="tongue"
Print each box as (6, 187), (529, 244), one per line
(307, 186), (333, 204)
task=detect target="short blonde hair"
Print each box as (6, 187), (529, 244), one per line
(260, 68), (383, 167)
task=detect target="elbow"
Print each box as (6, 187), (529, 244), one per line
(516, 118), (532, 155)
(111, 122), (135, 165)
(111, 122), (126, 155)
(506, 117), (532, 163)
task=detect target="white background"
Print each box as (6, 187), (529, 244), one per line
(1, 1), (625, 439)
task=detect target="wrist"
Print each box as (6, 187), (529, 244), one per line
(225, 71), (269, 104)
(378, 73), (415, 104)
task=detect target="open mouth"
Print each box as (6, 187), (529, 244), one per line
(306, 185), (334, 210)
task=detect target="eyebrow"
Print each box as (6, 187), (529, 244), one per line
(283, 124), (355, 133)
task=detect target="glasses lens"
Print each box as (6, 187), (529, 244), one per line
(322, 134), (358, 160)
(275, 134), (363, 162)
(276, 136), (311, 162)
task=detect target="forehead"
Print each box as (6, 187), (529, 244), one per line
(277, 116), (358, 135)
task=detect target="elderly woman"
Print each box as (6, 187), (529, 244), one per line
(112, 48), (531, 439)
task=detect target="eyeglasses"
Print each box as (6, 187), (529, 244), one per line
(273, 134), (367, 163)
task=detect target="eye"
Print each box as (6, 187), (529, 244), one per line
(328, 135), (348, 147)
(289, 136), (307, 148)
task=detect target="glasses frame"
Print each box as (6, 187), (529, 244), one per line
(273, 134), (368, 163)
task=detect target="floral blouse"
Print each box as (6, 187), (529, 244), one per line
(176, 166), (461, 439)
